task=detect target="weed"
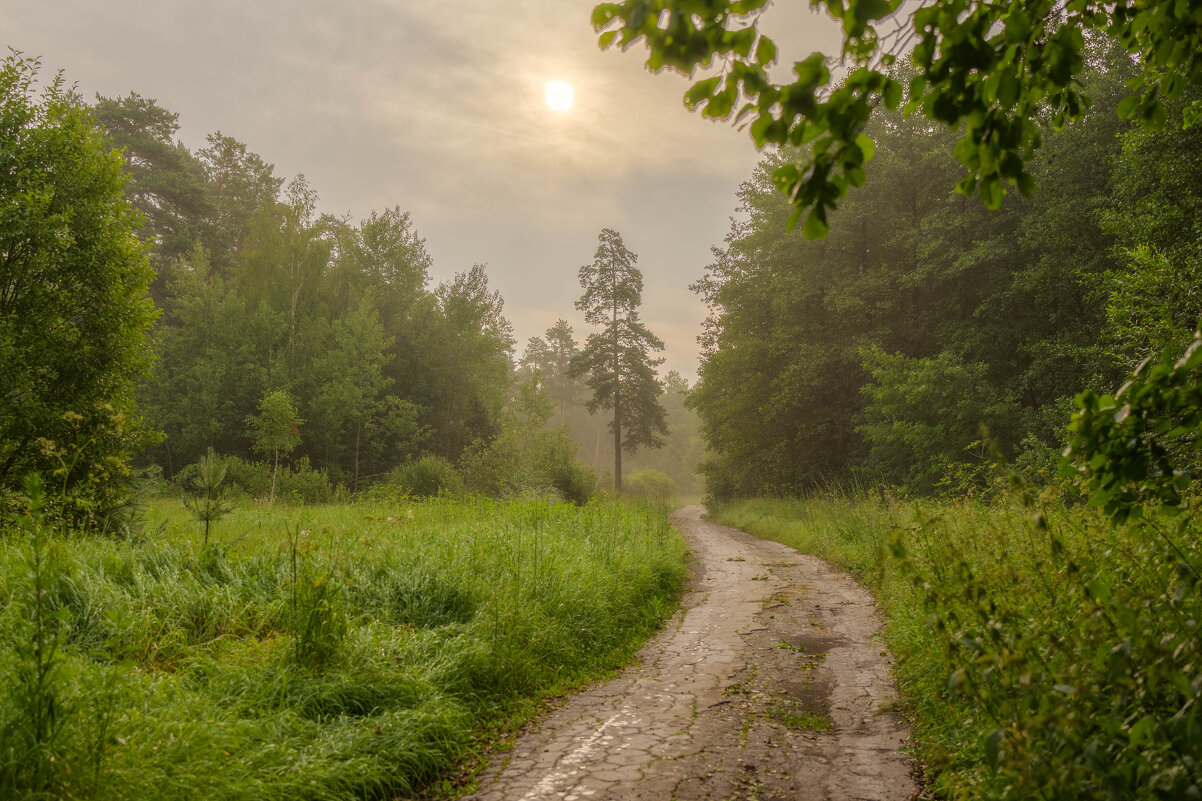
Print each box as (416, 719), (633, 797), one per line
(0, 474), (71, 797)
(765, 703), (832, 732)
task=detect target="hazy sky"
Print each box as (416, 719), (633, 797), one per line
(4, 0), (840, 381)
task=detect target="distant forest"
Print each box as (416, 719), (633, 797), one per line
(690, 44), (1202, 498)
(92, 93), (702, 498)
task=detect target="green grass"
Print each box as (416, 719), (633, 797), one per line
(0, 494), (687, 800)
(711, 492), (1202, 800)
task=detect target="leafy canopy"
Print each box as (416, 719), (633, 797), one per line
(0, 53), (157, 523)
(592, 0), (1202, 236)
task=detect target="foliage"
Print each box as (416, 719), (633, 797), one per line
(385, 455), (464, 498)
(570, 229), (669, 493)
(593, 0), (1202, 236)
(690, 51), (1142, 498)
(0, 475), (73, 798)
(180, 448), (235, 545)
(91, 92), (213, 267)
(178, 453), (335, 505)
(97, 92), (513, 484)
(857, 347), (1019, 493)
(0, 53), (157, 526)
(459, 377), (597, 505)
(246, 390), (302, 504)
(623, 469), (678, 503)
(1063, 331), (1202, 523)
(0, 495), (686, 800)
(711, 492), (1202, 800)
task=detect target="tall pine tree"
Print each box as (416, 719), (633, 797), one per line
(570, 229), (667, 492)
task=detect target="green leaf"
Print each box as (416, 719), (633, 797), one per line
(591, 4), (621, 29)
(1087, 578), (1111, 602)
(755, 36), (777, 67)
(598, 30), (618, 49)
(803, 208), (829, 240)
(1117, 94), (1140, 120)
(997, 73), (1021, 108)
(685, 77), (721, 110)
(854, 133), (875, 162)
(979, 177), (1004, 209)
(883, 78), (903, 109)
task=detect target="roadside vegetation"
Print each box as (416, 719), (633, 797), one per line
(0, 486), (686, 800)
(711, 483), (1201, 800)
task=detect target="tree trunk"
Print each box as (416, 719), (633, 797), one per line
(614, 396), (622, 493)
(353, 420), (361, 493)
(270, 450), (279, 504)
(612, 266), (622, 494)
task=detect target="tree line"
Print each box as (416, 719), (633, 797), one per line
(689, 44), (1202, 498)
(1, 58), (700, 516)
(93, 89), (518, 490)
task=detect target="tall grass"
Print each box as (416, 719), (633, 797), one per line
(0, 495), (686, 800)
(711, 492), (1202, 800)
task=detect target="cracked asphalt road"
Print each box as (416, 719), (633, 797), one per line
(467, 506), (917, 801)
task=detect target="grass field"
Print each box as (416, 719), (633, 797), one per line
(711, 492), (1202, 800)
(0, 492), (687, 800)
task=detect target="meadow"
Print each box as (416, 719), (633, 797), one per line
(0, 489), (687, 800)
(712, 491), (1202, 800)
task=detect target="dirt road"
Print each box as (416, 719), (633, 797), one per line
(467, 506), (916, 801)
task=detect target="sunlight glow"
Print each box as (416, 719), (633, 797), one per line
(545, 80), (574, 112)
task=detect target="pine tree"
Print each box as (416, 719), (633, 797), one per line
(570, 229), (668, 492)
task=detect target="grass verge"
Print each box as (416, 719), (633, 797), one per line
(710, 492), (1202, 800)
(0, 494), (686, 800)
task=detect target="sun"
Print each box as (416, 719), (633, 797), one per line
(545, 80), (574, 113)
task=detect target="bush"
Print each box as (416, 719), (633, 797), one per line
(175, 454), (335, 505)
(0, 54), (157, 528)
(385, 456), (463, 498)
(624, 469), (677, 503)
(459, 430), (596, 505)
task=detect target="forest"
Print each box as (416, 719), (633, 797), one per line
(690, 42), (1200, 500)
(3, 0), (1202, 797)
(0, 77), (702, 513)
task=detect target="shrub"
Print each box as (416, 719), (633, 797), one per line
(176, 454), (335, 505)
(624, 469), (677, 503)
(386, 456), (463, 498)
(459, 430), (596, 504)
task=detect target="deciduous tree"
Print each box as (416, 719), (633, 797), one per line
(0, 54), (157, 522)
(247, 389), (302, 503)
(593, 0), (1201, 235)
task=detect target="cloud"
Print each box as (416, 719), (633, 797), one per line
(2, 0), (840, 384)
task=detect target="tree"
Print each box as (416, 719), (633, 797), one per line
(195, 132), (282, 273)
(91, 92), (213, 265)
(520, 319), (581, 427)
(309, 297), (403, 490)
(570, 229), (668, 493)
(419, 264), (515, 458)
(592, 0), (1201, 236)
(544, 319), (582, 427)
(247, 390), (302, 504)
(0, 53), (157, 523)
